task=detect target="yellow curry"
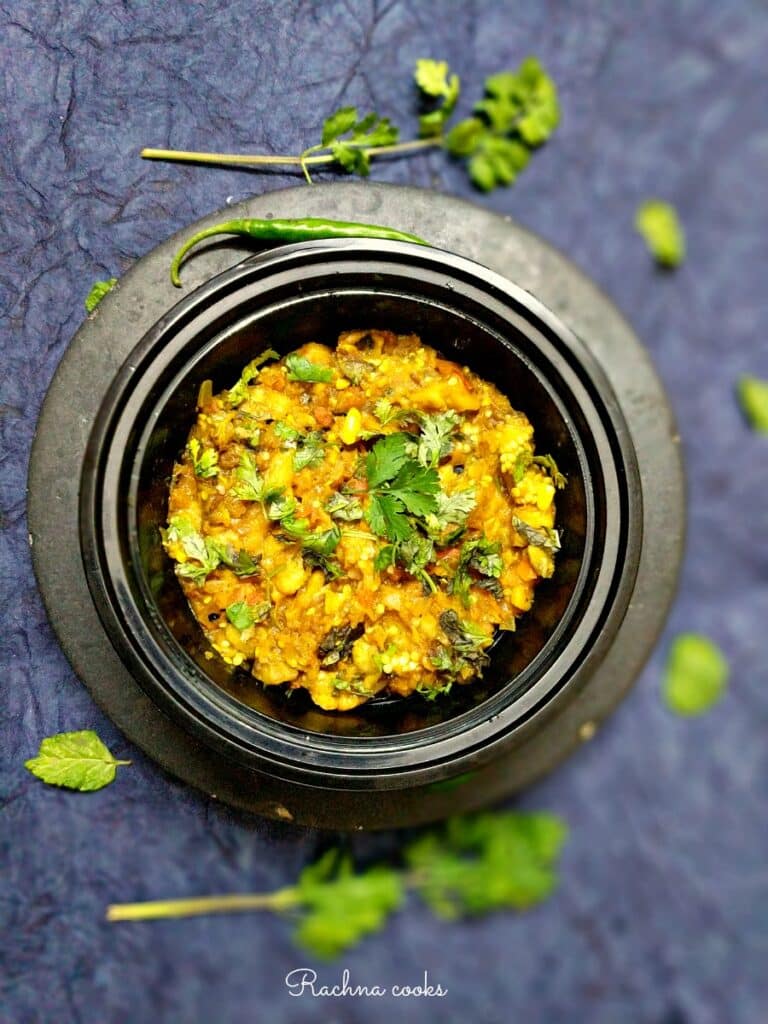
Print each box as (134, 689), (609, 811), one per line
(163, 330), (563, 710)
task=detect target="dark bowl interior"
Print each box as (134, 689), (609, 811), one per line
(134, 288), (591, 739)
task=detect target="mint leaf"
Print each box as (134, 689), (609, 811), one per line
(663, 634), (728, 715)
(285, 353), (333, 383)
(635, 200), (685, 268)
(25, 730), (130, 791)
(85, 277), (118, 313)
(737, 375), (768, 433)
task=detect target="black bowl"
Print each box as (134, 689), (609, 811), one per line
(80, 238), (641, 794)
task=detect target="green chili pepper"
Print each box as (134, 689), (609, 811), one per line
(170, 217), (429, 286)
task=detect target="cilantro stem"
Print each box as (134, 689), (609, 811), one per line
(140, 137), (443, 172)
(106, 885), (300, 921)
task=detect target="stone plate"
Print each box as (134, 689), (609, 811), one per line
(27, 182), (684, 829)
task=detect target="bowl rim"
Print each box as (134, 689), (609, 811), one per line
(79, 236), (642, 789)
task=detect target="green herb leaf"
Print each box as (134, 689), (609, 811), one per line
(424, 486), (477, 541)
(417, 411), (460, 468)
(321, 106), (359, 146)
(433, 609), (493, 678)
(285, 353), (334, 384)
(25, 730), (130, 791)
(226, 349), (280, 406)
(293, 851), (404, 959)
(635, 200), (685, 268)
(737, 375), (768, 433)
(163, 514), (224, 583)
(187, 437), (219, 478)
(663, 633), (728, 716)
(218, 546), (261, 577)
(366, 492), (412, 543)
(85, 277), (118, 313)
(292, 431), (325, 471)
(318, 623), (362, 668)
(532, 453), (567, 489)
(406, 811), (568, 918)
(512, 515), (561, 551)
(387, 460), (440, 516)
(444, 57), (559, 192)
(415, 58), (460, 136)
(365, 432), (411, 488)
(326, 491), (364, 522)
(232, 451), (266, 502)
(226, 600), (270, 631)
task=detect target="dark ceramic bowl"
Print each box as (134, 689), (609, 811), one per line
(80, 238), (641, 794)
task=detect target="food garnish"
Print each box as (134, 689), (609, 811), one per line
(106, 810), (568, 958)
(143, 57), (560, 194)
(25, 730), (130, 791)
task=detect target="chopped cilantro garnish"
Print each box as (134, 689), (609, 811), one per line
(285, 353), (334, 383)
(226, 600), (270, 631)
(226, 349), (279, 406)
(512, 515), (561, 551)
(417, 411), (460, 468)
(187, 437), (219, 478)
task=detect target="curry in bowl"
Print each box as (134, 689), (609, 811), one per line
(163, 329), (564, 711)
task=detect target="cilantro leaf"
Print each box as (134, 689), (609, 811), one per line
(387, 460), (440, 516)
(25, 730), (130, 791)
(218, 546), (261, 577)
(406, 811), (567, 918)
(187, 437), (219, 478)
(737, 375), (768, 433)
(366, 492), (412, 543)
(635, 200), (685, 268)
(85, 277), (118, 313)
(226, 349), (279, 406)
(321, 106), (359, 146)
(293, 851), (404, 959)
(365, 433), (411, 488)
(415, 58), (460, 136)
(325, 491), (364, 522)
(663, 633), (728, 716)
(292, 431), (325, 471)
(285, 353), (334, 384)
(532, 453), (567, 489)
(417, 411), (460, 468)
(444, 57), (559, 192)
(512, 515), (561, 552)
(424, 487), (477, 542)
(226, 600), (270, 631)
(232, 451), (266, 502)
(163, 515), (224, 583)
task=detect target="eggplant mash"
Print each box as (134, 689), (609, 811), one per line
(163, 330), (563, 710)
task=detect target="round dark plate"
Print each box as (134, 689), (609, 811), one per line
(28, 182), (684, 829)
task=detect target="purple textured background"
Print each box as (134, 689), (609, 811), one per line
(2, 2), (767, 1022)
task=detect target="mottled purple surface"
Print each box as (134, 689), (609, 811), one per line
(2, 2), (767, 1022)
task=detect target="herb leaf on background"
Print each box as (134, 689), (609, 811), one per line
(25, 730), (130, 791)
(663, 633), (729, 715)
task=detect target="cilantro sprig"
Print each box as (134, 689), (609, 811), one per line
(106, 809), (568, 958)
(141, 57), (560, 193)
(364, 433), (440, 543)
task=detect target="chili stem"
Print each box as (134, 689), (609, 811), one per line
(140, 137), (443, 169)
(106, 886), (300, 921)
